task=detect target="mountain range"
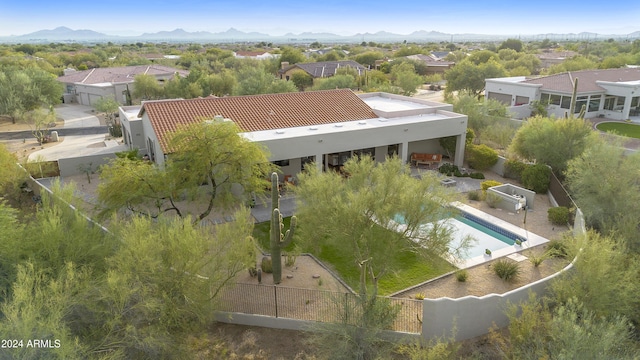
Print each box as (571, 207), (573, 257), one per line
(2, 26), (640, 44)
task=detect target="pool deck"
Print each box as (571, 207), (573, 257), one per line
(453, 202), (549, 269)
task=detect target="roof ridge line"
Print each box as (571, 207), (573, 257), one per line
(80, 68), (96, 83)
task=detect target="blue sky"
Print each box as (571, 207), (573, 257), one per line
(1, 0), (639, 37)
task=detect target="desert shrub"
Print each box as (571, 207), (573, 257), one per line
(485, 192), (502, 208)
(455, 269), (468, 282)
(545, 239), (568, 258)
(284, 252), (297, 267)
(414, 293), (426, 300)
(528, 252), (548, 267)
(548, 206), (570, 225)
(466, 144), (499, 170)
(481, 180), (502, 192)
(469, 172), (485, 179)
(493, 259), (520, 281)
(504, 159), (529, 181)
(521, 163), (551, 193)
(261, 257), (273, 273)
(467, 190), (482, 201)
(438, 163), (458, 175)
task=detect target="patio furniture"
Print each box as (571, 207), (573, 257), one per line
(410, 153), (442, 167)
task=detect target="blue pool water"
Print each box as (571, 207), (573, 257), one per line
(395, 210), (523, 260)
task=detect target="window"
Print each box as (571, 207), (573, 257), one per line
(273, 159), (290, 167)
(604, 96), (625, 111)
(575, 96), (588, 113)
(560, 95), (572, 109)
(515, 96), (529, 106)
(588, 98), (601, 112)
(549, 94), (561, 105)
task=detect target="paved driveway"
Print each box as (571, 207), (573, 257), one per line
(55, 104), (101, 128)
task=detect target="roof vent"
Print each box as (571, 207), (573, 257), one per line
(358, 121), (367, 125)
(334, 123), (343, 128)
(275, 130), (285, 134)
(309, 126), (318, 130)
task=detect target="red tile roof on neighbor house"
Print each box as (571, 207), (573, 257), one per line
(57, 65), (189, 85)
(141, 89), (378, 153)
(523, 68), (640, 93)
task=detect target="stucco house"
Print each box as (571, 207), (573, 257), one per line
(405, 54), (455, 75)
(485, 68), (640, 120)
(278, 60), (367, 80)
(119, 89), (468, 179)
(57, 65), (189, 106)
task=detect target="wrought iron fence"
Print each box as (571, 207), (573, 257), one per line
(219, 282), (423, 334)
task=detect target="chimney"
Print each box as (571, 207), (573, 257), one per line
(281, 61), (289, 69)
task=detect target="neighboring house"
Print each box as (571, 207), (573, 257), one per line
(536, 50), (579, 69)
(485, 68), (640, 120)
(119, 89), (468, 178)
(279, 60), (367, 80)
(304, 48), (350, 58)
(57, 65), (189, 106)
(430, 51), (451, 61)
(405, 54), (455, 75)
(233, 51), (279, 60)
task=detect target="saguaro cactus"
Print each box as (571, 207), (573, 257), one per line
(270, 172), (297, 284)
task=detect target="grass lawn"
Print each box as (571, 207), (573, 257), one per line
(596, 122), (640, 139)
(253, 217), (455, 295)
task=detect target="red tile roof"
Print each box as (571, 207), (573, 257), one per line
(57, 65), (188, 85)
(141, 89), (378, 153)
(523, 68), (640, 93)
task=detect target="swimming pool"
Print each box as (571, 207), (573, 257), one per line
(394, 205), (527, 262)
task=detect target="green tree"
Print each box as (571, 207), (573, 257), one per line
(235, 65), (290, 95)
(353, 51), (385, 68)
(79, 211), (255, 358)
(508, 116), (595, 175)
(0, 144), (28, 202)
(390, 62), (423, 96)
(296, 156), (465, 359)
(290, 70), (314, 91)
(495, 294), (638, 360)
(498, 38), (524, 52)
(93, 95), (120, 125)
(0, 65), (63, 123)
(97, 121), (274, 222)
(312, 74), (357, 90)
(565, 140), (640, 251)
(444, 59), (506, 97)
(131, 73), (163, 101)
(295, 156), (465, 294)
(0, 262), (91, 359)
(279, 46), (306, 65)
(549, 232), (640, 324)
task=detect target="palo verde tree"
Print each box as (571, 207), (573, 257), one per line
(508, 115), (596, 176)
(565, 139), (640, 252)
(296, 156), (467, 359)
(97, 120), (274, 223)
(295, 156), (467, 294)
(0, 65), (63, 124)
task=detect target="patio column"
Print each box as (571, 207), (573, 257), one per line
(316, 154), (323, 172)
(454, 132), (466, 167)
(400, 142), (409, 164)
